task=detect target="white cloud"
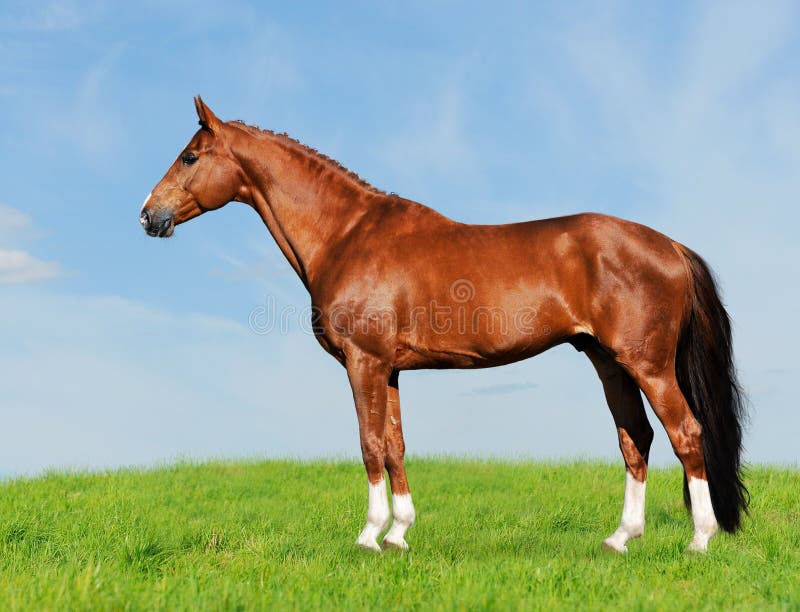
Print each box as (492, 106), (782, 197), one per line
(0, 204), (62, 284)
(0, 203), (32, 235)
(0, 249), (61, 284)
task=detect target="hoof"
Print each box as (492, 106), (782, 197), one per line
(381, 536), (409, 552)
(602, 538), (628, 554)
(686, 540), (709, 554)
(356, 540), (383, 553)
(356, 538), (382, 553)
(602, 530), (629, 554)
(686, 529), (714, 553)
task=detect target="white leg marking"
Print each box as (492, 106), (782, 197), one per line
(356, 479), (390, 552)
(381, 493), (415, 551)
(686, 477), (718, 553)
(603, 471), (646, 553)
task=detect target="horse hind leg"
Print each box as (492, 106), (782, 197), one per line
(381, 370), (416, 551)
(584, 343), (654, 553)
(629, 366), (719, 552)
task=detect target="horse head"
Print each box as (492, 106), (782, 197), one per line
(140, 97), (244, 237)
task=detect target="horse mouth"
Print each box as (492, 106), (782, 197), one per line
(145, 220), (175, 238)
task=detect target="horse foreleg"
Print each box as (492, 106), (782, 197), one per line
(346, 350), (392, 552)
(381, 370), (416, 551)
(585, 346), (654, 553)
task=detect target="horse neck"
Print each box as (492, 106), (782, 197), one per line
(232, 129), (376, 288)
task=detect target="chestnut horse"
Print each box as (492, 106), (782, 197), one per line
(140, 97), (747, 553)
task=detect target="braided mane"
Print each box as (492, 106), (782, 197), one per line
(228, 120), (386, 196)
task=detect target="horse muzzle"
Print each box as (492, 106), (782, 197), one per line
(140, 207), (174, 238)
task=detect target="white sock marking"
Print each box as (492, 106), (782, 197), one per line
(356, 478), (390, 552)
(382, 493), (415, 551)
(687, 477), (718, 552)
(603, 471), (646, 553)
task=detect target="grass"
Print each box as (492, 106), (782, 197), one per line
(0, 458), (798, 610)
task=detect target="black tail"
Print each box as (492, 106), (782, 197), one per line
(674, 245), (748, 533)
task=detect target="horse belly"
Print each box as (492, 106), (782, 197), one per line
(394, 306), (568, 370)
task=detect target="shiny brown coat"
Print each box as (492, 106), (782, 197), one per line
(140, 98), (747, 546)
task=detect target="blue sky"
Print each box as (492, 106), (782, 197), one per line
(1, 1), (798, 476)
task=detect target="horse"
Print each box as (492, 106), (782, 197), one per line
(139, 97), (747, 554)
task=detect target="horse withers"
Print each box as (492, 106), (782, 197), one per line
(139, 97), (747, 553)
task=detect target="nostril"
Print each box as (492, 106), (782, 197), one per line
(140, 209), (150, 228)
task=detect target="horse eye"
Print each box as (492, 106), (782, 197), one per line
(181, 152), (198, 166)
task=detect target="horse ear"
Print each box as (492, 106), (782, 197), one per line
(194, 95), (221, 133)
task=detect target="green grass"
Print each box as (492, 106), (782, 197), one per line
(1, 459), (798, 610)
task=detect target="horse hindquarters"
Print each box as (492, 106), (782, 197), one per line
(604, 244), (747, 551)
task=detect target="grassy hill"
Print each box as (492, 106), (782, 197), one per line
(1, 459), (798, 609)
